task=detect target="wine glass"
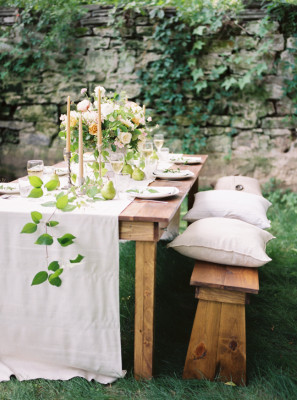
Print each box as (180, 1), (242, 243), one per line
(109, 153), (124, 196)
(27, 160), (44, 178)
(142, 141), (153, 160)
(153, 134), (164, 152)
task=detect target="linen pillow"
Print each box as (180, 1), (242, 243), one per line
(167, 217), (274, 268)
(215, 175), (262, 196)
(183, 189), (271, 229)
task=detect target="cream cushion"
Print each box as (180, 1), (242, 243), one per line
(168, 217), (274, 268)
(183, 190), (271, 229)
(215, 175), (262, 196)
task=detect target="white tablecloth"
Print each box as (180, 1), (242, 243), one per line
(0, 193), (132, 383)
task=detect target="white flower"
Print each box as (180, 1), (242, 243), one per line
(119, 131), (132, 145)
(147, 116), (152, 122)
(83, 111), (98, 125)
(77, 99), (91, 112)
(94, 85), (106, 98)
(101, 102), (115, 117)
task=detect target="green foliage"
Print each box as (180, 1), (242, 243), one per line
(0, 0), (88, 81)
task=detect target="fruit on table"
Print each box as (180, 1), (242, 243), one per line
(122, 163), (133, 176)
(101, 180), (116, 200)
(132, 167), (145, 181)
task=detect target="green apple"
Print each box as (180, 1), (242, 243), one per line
(132, 167), (145, 181)
(101, 180), (116, 200)
(122, 163), (133, 177)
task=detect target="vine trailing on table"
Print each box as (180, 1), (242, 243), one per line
(20, 175), (84, 287)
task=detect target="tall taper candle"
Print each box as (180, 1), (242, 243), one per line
(97, 88), (102, 145)
(66, 96), (71, 152)
(78, 114), (83, 179)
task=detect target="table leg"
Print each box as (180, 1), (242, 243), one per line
(134, 240), (157, 380)
(188, 177), (199, 211)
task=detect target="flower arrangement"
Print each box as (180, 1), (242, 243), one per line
(59, 86), (150, 158)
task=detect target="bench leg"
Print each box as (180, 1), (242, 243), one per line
(183, 294), (246, 385)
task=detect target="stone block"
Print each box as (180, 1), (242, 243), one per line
(85, 49), (118, 75)
(263, 76), (284, 100)
(287, 37), (297, 49)
(230, 50), (275, 74)
(207, 115), (231, 126)
(0, 120), (33, 130)
(270, 135), (292, 152)
(207, 39), (235, 55)
(175, 115), (192, 126)
(232, 113), (257, 129)
(276, 98), (295, 115)
(136, 26), (154, 36)
(262, 34), (285, 52)
(77, 36), (110, 50)
(135, 16), (149, 25)
(93, 27), (117, 37)
(119, 27), (135, 38)
(143, 38), (166, 52)
(19, 132), (51, 147)
(136, 52), (163, 69)
(263, 128), (292, 137)
(35, 121), (58, 136)
(205, 135), (231, 153)
(198, 54), (222, 73)
(118, 51), (136, 74)
(0, 38), (13, 52)
(278, 50), (295, 79)
(204, 127), (233, 136)
(231, 130), (253, 150)
(262, 117), (295, 129)
(14, 105), (57, 123)
(235, 36), (258, 50)
(244, 20), (279, 36)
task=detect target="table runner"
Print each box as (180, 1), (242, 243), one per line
(0, 194), (132, 383)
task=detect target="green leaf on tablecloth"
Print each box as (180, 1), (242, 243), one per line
(126, 151), (134, 161)
(70, 254), (84, 264)
(21, 222), (37, 234)
(49, 276), (62, 287)
(73, 153), (79, 163)
(56, 191), (65, 199)
(31, 211), (42, 224)
(71, 173), (77, 183)
(48, 268), (63, 282)
(127, 189), (139, 193)
(61, 204), (76, 212)
(46, 220), (59, 227)
(35, 233), (53, 246)
(56, 195), (68, 209)
(28, 176), (43, 188)
(68, 196), (77, 203)
(41, 201), (57, 207)
(28, 188), (43, 198)
(45, 179), (59, 191)
(57, 233), (75, 247)
(148, 189), (158, 193)
(31, 271), (48, 286)
(87, 186), (100, 198)
(48, 261), (60, 271)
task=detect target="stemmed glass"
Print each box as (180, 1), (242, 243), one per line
(142, 141), (154, 178)
(109, 153), (125, 196)
(27, 160), (44, 178)
(153, 134), (164, 153)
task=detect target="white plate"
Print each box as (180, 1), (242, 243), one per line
(0, 183), (19, 195)
(153, 169), (194, 180)
(169, 156), (202, 165)
(126, 186), (179, 199)
(54, 167), (68, 176)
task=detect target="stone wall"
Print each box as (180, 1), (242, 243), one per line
(0, 4), (297, 189)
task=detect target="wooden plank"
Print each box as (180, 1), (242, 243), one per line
(216, 303), (246, 386)
(183, 299), (222, 380)
(190, 261), (259, 294)
(134, 241), (157, 380)
(188, 177), (199, 211)
(197, 287), (246, 305)
(119, 221), (159, 241)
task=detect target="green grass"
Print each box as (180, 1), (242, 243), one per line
(1, 189), (297, 399)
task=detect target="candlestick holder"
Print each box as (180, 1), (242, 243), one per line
(62, 151), (73, 189)
(77, 176), (85, 187)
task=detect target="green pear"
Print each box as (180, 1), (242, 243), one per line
(151, 151), (159, 160)
(122, 163), (133, 177)
(132, 167), (145, 181)
(101, 180), (116, 200)
(51, 173), (60, 188)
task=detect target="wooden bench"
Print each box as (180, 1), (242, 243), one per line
(183, 260), (259, 386)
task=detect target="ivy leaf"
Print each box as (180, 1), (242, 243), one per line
(195, 81), (208, 94)
(28, 188), (43, 198)
(61, 204), (76, 212)
(56, 191), (65, 199)
(222, 77), (238, 91)
(48, 261), (60, 271)
(49, 277), (62, 287)
(193, 26), (206, 35)
(57, 233), (76, 247)
(45, 179), (59, 191)
(71, 173), (77, 183)
(21, 222), (37, 234)
(46, 220), (59, 227)
(31, 211), (42, 224)
(41, 201), (57, 207)
(31, 271), (48, 286)
(192, 68), (204, 82)
(35, 233), (53, 245)
(28, 176), (43, 188)
(56, 195), (68, 210)
(148, 189), (158, 193)
(87, 186), (100, 198)
(193, 40), (204, 50)
(70, 254), (84, 263)
(48, 268), (63, 282)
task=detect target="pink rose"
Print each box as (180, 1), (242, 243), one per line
(81, 88), (87, 95)
(77, 99), (91, 112)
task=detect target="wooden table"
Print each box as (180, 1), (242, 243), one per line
(118, 155), (208, 379)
